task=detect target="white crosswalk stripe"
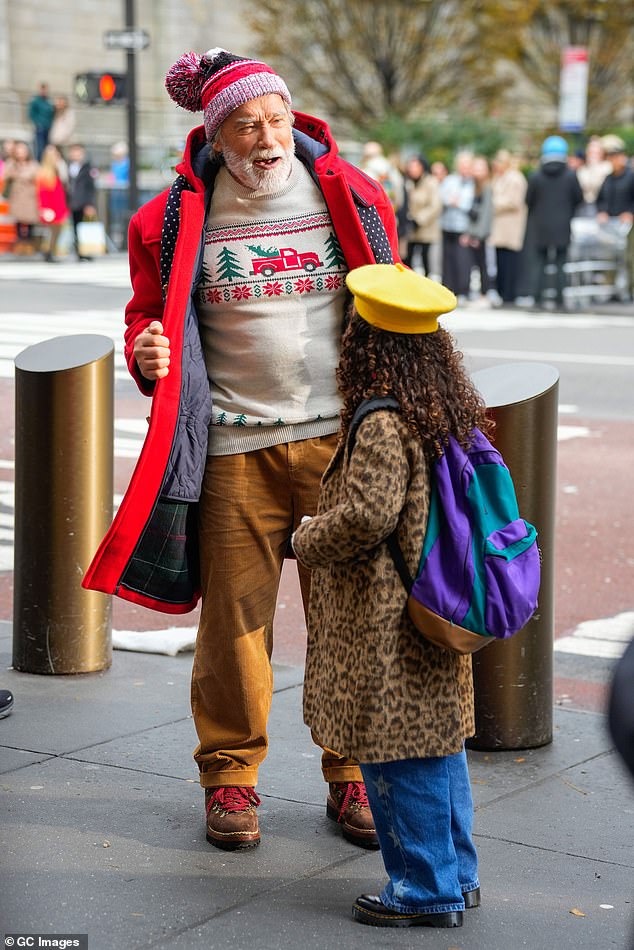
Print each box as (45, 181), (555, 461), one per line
(0, 311), (129, 380)
(0, 256), (132, 288)
(554, 613), (633, 659)
(0, 263), (144, 571)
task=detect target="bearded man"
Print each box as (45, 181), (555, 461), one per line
(83, 48), (399, 851)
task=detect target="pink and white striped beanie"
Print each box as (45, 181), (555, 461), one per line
(165, 48), (292, 143)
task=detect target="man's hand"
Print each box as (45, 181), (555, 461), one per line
(134, 320), (171, 380)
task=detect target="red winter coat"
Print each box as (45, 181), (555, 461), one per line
(37, 176), (69, 225)
(82, 112), (400, 613)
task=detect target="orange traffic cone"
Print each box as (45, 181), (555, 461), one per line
(0, 194), (17, 254)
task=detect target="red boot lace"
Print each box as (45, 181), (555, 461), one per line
(206, 786), (261, 816)
(333, 781), (370, 822)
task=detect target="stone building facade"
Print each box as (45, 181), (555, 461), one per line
(0, 0), (254, 167)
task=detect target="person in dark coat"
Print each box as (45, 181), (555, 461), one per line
(66, 143), (97, 260)
(596, 135), (634, 301)
(525, 136), (583, 311)
(608, 637), (634, 781)
(608, 636), (634, 950)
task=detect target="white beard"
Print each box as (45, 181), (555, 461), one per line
(221, 139), (295, 193)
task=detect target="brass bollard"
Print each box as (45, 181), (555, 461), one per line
(467, 362), (559, 750)
(13, 335), (114, 674)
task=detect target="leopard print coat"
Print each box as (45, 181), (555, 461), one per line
(292, 409), (475, 763)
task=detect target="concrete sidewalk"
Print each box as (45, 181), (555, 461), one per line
(1, 617), (633, 950)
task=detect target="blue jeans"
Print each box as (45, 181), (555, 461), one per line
(360, 748), (479, 915)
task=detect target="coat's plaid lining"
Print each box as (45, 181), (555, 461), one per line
(119, 499), (200, 604)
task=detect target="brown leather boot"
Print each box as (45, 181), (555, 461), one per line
(327, 781), (379, 849)
(205, 786), (261, 851)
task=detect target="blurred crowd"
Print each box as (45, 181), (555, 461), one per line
(0, 81), (129, 261)
(2, 78), (633, 304)
(359, 133), (634, 310)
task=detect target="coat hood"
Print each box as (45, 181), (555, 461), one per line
(540, 159), (568, 177)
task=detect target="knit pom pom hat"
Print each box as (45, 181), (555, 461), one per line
(165, 48), (292, 142)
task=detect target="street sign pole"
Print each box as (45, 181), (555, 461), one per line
(125, 0), (139, 215)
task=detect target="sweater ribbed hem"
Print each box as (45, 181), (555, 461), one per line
(207, 416), (341, 456)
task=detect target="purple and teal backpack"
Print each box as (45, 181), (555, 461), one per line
(348, 397), (541, 655)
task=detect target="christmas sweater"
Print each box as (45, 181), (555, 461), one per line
(197, 157), (348, 456)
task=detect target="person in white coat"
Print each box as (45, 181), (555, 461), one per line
(489, 150), (527, 305)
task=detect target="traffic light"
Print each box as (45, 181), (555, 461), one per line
(74, 72), (127, 105)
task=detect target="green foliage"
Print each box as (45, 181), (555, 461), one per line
(366, 114), (508, 164)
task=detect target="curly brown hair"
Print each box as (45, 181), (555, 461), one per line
(337, 310), (494, 461)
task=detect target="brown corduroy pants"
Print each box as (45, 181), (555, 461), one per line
(192, 434), (363, 789)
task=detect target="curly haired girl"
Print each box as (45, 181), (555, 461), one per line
(293, 263), (487, 930)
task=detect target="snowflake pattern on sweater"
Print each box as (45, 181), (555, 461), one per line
(197, 213), (347, 308)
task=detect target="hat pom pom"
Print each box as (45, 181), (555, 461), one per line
(165, 51), (205, 112)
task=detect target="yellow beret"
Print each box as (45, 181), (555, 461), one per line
(346, 263), (457, 333)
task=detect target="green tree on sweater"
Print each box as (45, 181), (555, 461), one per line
(216, 247), (246, 282)
(324, 232), (345, 268)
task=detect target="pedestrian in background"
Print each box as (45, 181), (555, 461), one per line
(49, 96), (76, 157)
(36, 144), (69, 262)
(293, 263), (483, 930)
(466, 155), (493, 305)
(609, 637), (634, 782)
(431, 160), (448, 185)
(28, 82), (55, 161)
(359, 141), (405, 221)
(577, 136), (611, 215)
(108, 141), (130, 250)
(0, 138), (16, 184)
(609, 636), (634, 950)
(402, 155), (441, 276)
(596, 135), (634, 302)
(525, 136), (583, 312)
(2, 140), (40, 254)
(440, 151), (474, 301)
(67, 143), (97, 260)
(489, 149), (527, 306)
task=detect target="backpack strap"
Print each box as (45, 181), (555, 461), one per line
(386, 533), (415, 594)
(346, 396), (415, 594)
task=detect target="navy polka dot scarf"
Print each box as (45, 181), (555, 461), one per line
(159, 173), (394, 301)
(160, 174), (193, 303)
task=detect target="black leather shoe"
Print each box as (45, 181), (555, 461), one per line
(464, 886), (481, 908)
(0, 689), (14, 719)
(352, 894), (463, 928)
